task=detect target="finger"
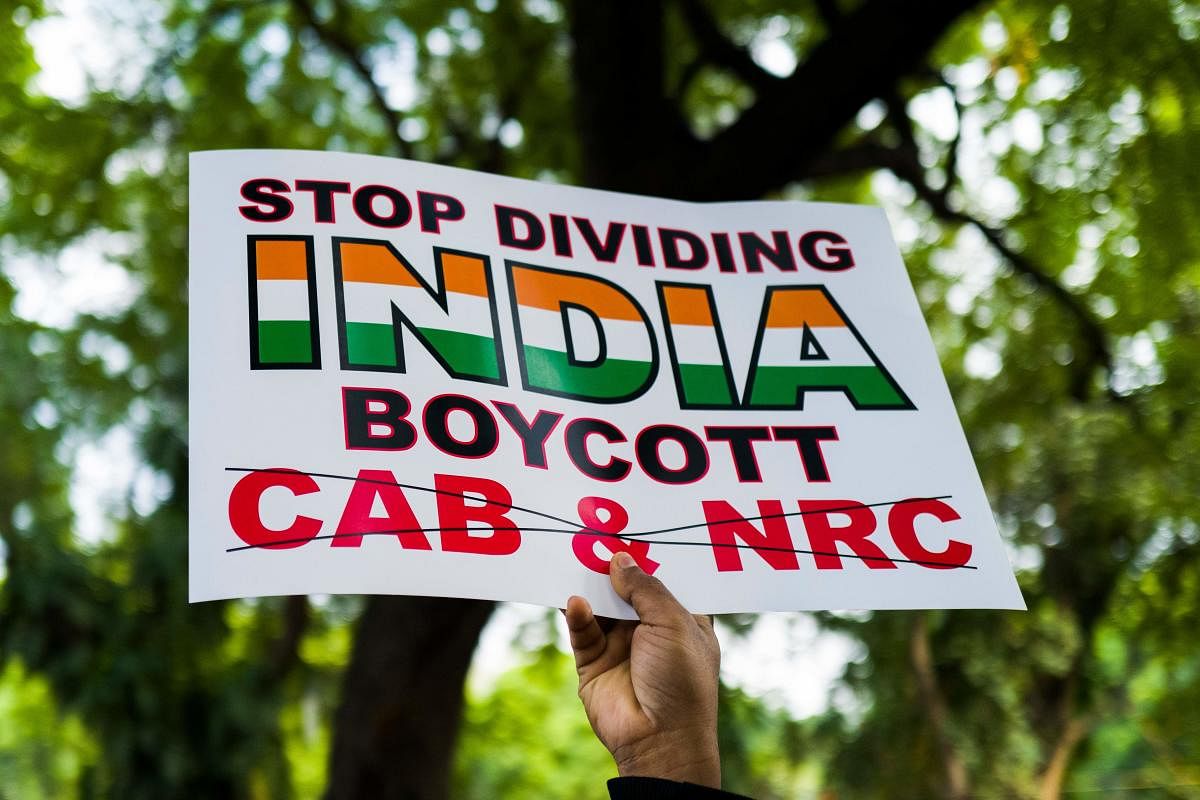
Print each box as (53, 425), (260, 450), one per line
(608, 552), (690, 628)
(694, 614), (720, 663)
(565, 595), (607, 671)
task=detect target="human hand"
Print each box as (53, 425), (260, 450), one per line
(565, 552), (722, 788)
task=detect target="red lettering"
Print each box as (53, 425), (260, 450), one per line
(889, 499), (971, 568)
(228, 468), (322, 549)
(571, 496), (659, 574)
(800, 499), (896, 569)
(435, 473), (521, 555)
(702, 500), (798, 572)
(332, 469), (432, 549)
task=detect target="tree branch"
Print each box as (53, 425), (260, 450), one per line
(813, 0), (844, 31)
(672, 56), (707, 103)
(884, 88), (919, 155)
(910, 613), (972, 800)
(881, 139), (1121, 402)
(290, 0), (411, 158)
(152, 1), (248, 82)
(686, 0), (984, 200)
(933, 69), (964, 205)
(1037, 714), (1092, 800)
(801, 140), (897, 180)
(677, 0), (782, 91)
(799, 116), (1126, 406)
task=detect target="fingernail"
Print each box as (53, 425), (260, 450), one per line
(613, 552), (636, 570)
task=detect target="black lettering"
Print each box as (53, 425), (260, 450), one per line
(496, 205), (545, 249)
(550, 213), (573, 256)
(711, 232), (736, 273)
(659, 228), (708, 270)
(418, 191), (465, 233)
(705, 426), (771, 482)
(352, 184), (412, 228)
(632, 224), (655, 266)
(424, 395), (499, 458)
(636, 425), (708, 484)
(239, 178), (293, 222)
(295, 179), (350, 223)
(343, 388), (417, 450)
(771, 425), (838, 481)
(739, 231), (796, 272)
(494, 402), (563, 469)
(565, 418), (631, 481)
(800, 231), (855, 271)
(573, 217), (626, 262)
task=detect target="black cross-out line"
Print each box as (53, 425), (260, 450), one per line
(221, 467), (974, 569)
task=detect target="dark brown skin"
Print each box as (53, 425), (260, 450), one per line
(565, 552), (722, 788)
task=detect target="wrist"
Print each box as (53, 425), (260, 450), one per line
(613, 729), (722, 789)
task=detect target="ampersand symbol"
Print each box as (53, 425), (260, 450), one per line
(571, 496), (660, 575)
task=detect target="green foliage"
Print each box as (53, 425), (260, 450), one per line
(453, 646), (614, 800)
(812, 2), (1200, 795)
(717, 684), (821, 799)
(0, 0), (1198, 797)
(0, 659), (98, 800)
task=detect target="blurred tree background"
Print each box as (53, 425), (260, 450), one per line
(0, 0), (1198, 798)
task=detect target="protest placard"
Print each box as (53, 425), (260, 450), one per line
(189, 149), (1024, 617)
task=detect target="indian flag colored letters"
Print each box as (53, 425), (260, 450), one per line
(658, 283), (739, 408)
(744, 286), (912, 409)
(509, 264), (657, 402)
(248, 236), (320, 369)
(335, 240), (504, 383)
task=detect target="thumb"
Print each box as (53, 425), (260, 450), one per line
(609, 552), (688, 627)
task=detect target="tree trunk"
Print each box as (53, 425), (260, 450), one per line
(566, 0), (698, 197)
(324, 596), (494, 800)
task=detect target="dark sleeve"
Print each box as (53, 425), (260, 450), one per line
(607, 777), (752, 799)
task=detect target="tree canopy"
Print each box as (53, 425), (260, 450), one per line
(0, 0), (1198, 798)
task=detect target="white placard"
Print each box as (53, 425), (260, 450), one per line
(189, 149), (1024, 618)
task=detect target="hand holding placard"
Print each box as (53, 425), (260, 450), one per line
(567, 553), (721, 789)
